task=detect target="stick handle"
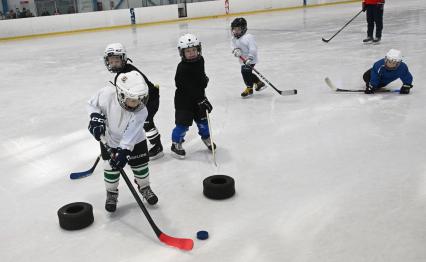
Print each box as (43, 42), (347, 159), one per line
(239, 56), (282, 94)
(99, 137), (162, 237)
(205, 110), (217, 167)
(323, 10), (363, 42)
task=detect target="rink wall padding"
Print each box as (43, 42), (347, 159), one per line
(0, 0), (358, 41)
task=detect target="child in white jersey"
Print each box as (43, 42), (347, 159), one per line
(87, 71), (158, 212)
(231, 17), (265, 98)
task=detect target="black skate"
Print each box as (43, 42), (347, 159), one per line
(139, 186), (158, 205)
(202, 137), (217, 151)
(105, 190), (118, 212)
(363, 37), (373, 43)
(372, 37), (381, 44)
(254, 81), (266, 92)
(171, 142), (185, 159)
(149, 143), (164, 160)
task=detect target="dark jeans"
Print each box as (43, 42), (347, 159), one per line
(366, 4), (384, 38)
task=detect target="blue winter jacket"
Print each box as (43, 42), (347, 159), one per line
(370, 59), (413, 89)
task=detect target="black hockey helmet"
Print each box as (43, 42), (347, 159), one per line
(231, 17), (247, 38)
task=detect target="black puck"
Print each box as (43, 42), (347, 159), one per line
(196, 230), (209, 240)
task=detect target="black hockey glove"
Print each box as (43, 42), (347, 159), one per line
(362, 2), (367, 12)
(364, 83), (375, 94)
(198, 97), (213, 113)
(399, 84), (412, 94)
(109, 148), (131, 169)
(88, 113), (106, 141)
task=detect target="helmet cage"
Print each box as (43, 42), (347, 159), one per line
(114, 71), (149, 112)
(384, 49), (402, 70)
(116, 87), (149, 112)
(104, 43), (127, 73)
(231, 18), (247, 38)
(177, 34), (202, 62)
(104, 53), (127, 73)
(179, 45), (202, 62)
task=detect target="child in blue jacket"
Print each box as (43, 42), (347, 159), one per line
(363, 49), (413, 94)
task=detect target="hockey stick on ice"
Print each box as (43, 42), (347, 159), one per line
(100, 137), (194, 251)
(70, 155), (101, 179)
(325, 77), (400, 93)
(322, 10), (363, 43)
(205, 110), (217, 167)
(239, 56), (297, 96)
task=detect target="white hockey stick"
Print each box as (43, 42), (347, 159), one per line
(205, 110), (217, 167)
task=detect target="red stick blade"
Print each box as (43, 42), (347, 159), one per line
(159, 233), (194, 251)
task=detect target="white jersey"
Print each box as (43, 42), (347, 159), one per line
(231, 33), (258, 64)
(87, 85), (148, 151)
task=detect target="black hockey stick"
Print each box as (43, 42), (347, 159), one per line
(322, 10), (363, 43)
(239, 56), (297, 96)
(70, 155), (101, 179)
(100, 137), (194, 251)
(325, 77), (400, 93)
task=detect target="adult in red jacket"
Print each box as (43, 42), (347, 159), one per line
(362, 0), (385, 43)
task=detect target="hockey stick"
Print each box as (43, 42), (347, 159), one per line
(70, 155), (101, 179)
(325, 77), (400, 93)
(205, 110), (217, 167)
(100, 137), (194, 251)
(239, 56), (297, 96)
(322, 10), (363, 43)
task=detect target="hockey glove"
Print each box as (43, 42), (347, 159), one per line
(88, 113), (106, 141)
(198, 97), (213, 113)
(399, 84), (412, 94)
(232, 48), (242, 58)
(362, 2), (367, 12)
(364, 83), (375, 94)
(109, 148), (131, 169)
(244, 56), (254, 66)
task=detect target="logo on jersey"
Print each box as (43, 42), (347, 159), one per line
(121, 75), (128, 82)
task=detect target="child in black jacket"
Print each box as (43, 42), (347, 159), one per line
(104, 43), (164, 160)
(171, 34), (215, 159)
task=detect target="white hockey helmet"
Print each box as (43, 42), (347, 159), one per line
(104, 43), (127, 73)
(177, 33), (202, 61)
(384, 49), (402, 69)
(115, 71), (149, 112)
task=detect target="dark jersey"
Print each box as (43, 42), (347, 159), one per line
(370, 59), (413, 88)
(174, 56), (209, 110)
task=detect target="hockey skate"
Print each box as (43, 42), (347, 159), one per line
(363, 37), (373, 43)
(105, 190), (118, 212)
(202, 137), (217, 151)
(241, 87), (253, 98)
(139, 186), (158, 205)
(254, 81), (266, 92)
(171, 142), (185, 159)
(372, 37), (381, 44)
(148, 143), (164, 160)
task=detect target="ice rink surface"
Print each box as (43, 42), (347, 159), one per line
(1, 0), (426, 261)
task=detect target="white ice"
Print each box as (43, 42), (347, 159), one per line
(1, 0), (426, 261)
